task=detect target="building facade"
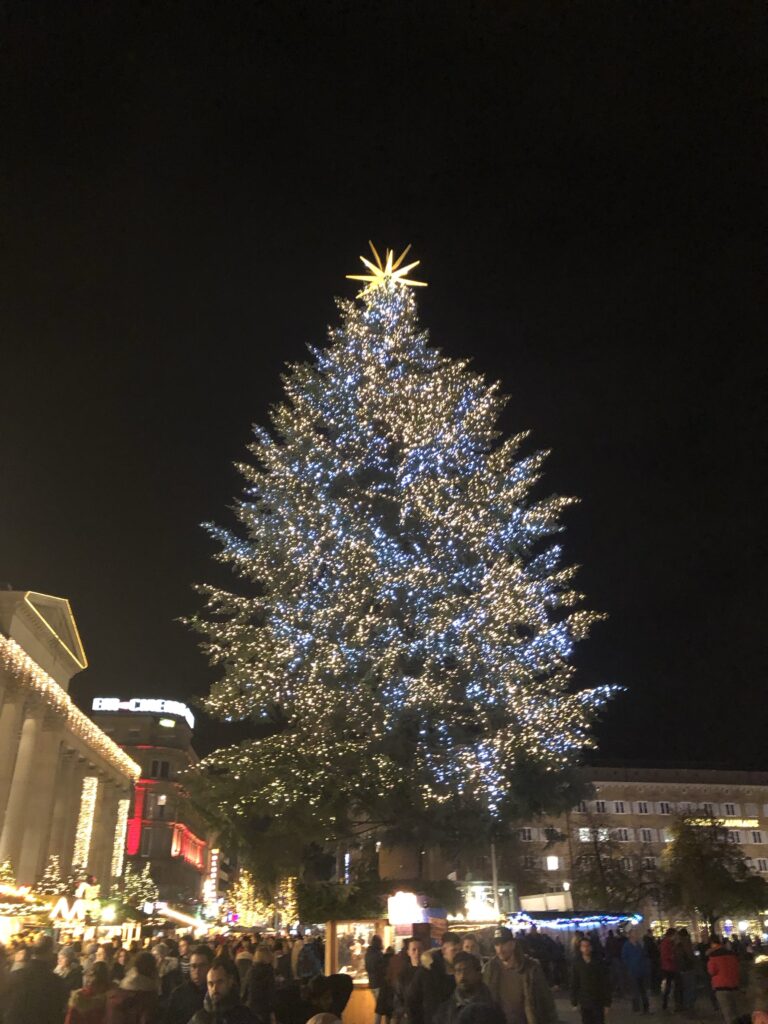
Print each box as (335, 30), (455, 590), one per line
(515, 765), (768, 899)
(0, 591), (139, 886)
(91, 697), (210, 903)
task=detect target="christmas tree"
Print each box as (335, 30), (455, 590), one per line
(122, 862), (159, 907)
(37, 854), (64, 897)
(190, 244), (613, 852)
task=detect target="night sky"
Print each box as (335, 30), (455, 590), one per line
(2, 2), (764, 763)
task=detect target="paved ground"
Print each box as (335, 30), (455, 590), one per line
(554, 991), (725, 1024)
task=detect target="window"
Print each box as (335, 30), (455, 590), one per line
(619, 857), (632, 870)
(727, 830), (741, 844)
(702, 802), (714, 816)
(145, 793), (156, 818)
(724, 803), (736, 816)
(546, 855), (559, 871)
(614, 801), (625, 814)
(643, 856), (657, 869)
(758, 859), (768, 873)
(659, 802), (671, 815)
(522, 855), (536, 869)
(157, 794), (167, 820)
(637, 801), (649, 814)
(577, 801), (587, 813)
(662, 829), (673, 843)
(640, 828), (653, 844)
(140, 827), (152, 857)
(543, 826), (560, 842)
(579, 827), (608, 843)
(520, 827), (532, 842)
(615, 828), (630, 842)
(753, 831), (763, 844)
(595, 800), (606, 813)
(150, 760), (159, 778)
(160, 761), (170, 779)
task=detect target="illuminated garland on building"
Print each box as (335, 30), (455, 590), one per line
(190, 246), (614, 821)
(73, 776), (98, 868)
(0, 635), (140, 781)
(111, 799), (130, 879)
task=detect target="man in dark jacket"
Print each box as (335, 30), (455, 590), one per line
(189, 961), (259, 1024)
(434, 952), (504, 1024)
(407, 933), (461, 1024)
(571, 938), (611, 1024)
(163, 944), (213, 1024)
(4, 935), (67, 1024)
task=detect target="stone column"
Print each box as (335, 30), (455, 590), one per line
(16, 717), (65, 883)
(90, 777), (119, 887)
(46, 748), (78, 868)
(60, 756), (88, 876)
(0, 691), (25, 825)
(0, 702), (44, 876)
(86, 774), (108, 880)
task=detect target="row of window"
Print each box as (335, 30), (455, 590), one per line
(574, 826), (764, 845)
(579, 855), (768, 874)
(576, 799), (754, 816)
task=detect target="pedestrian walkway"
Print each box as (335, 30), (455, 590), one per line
(554, 992), (723, 1024)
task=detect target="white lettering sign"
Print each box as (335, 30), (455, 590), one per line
(92, 697), (195, 729)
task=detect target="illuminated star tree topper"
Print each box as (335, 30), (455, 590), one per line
(190, 243), (614, 848)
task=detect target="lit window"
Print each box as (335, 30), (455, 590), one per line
(637, 801), (649, 814)
(595, 800), (606, 813)
(579, 828), (590, 843)
(159, 718), (175, 728)
(662, 829), (673, 843)
(519, 827), (532, 842)
(614, 801), (625, 814)
(546, 855), (559, 871)
(157, 794), (167, 805)
(641, 828), (653, 844)
(753, 831), (763, 844)
(659, 802), (671, 815)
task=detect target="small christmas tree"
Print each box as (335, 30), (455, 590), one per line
(0, 859), (15, 886)
(123, 862), (159, 907)
(37, 855), (64, 897)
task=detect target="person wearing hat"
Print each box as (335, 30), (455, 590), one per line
(482, 928), (556, 1024)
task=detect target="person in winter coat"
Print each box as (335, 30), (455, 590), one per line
(242, 945), (276, 1024)
(707, 937), (742, 1024)
(65, 961), (114, 1024)
(748, 955), (768, 1024)
(4, 935), (67, 1024)
(162, 944), (213, 1024)
(434, 952), (504, 1024)
(152, 944), (182, 1008)
(677, 929), (697, 1012)
(188, 961), (258, 1024)
(660, 929), (681, 1012)
(57, 946), (86, 997)
(407, 934), (461, 1024)
(235, 942), (255, 992)
(571, 938), (611, 1024)
(366, 936), (388, 1024)
(106, 951), (160, 1024)
(482, 928), (556, 1024)
(621, 931), (650, 1013)
(393, 938), (424, 1024)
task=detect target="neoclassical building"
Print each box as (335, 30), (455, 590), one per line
(0, 591), (139, 886)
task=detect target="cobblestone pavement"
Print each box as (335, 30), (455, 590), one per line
(554, 990), (726, 1024)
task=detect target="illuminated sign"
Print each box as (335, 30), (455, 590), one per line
(690, 818), (759, 830)
(92, 697), (194, 729)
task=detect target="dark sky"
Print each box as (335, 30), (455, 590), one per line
(1, 2), (765, 763)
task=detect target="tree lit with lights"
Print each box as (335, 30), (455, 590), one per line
(190, 244), (613, 850)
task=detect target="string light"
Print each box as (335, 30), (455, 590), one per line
(73, 776), (98, 868)
(189, 248), (615, 826)
(0, 636), (140, 781)
(111, 799), (130, 879)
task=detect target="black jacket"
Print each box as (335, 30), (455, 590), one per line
(407, 950), (456, 1024)
(433, 984), (505, 1024)
(243, 962), (275, 1024)
(4, 959), (68, 1024)
(571, 957), (612, 1009)
(189, 990), (259, 1024)
(163, 979), (207, 1024)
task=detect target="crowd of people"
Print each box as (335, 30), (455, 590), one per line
(1, 923), (767, 1024)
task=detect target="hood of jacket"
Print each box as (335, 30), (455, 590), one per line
(120, 969), (159, 991)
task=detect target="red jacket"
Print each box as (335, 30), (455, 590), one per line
(660, 937), (679, 973)
(65, 985), (111, 1024)
(707, 947), (740, 990)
